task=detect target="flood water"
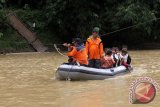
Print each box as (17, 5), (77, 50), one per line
(0, 51), (160, 107)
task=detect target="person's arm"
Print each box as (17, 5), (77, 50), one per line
(100, 57), (105, 65)
(99, 42), (104, 58)
(112, 58), (115, 64)
(122, 60), (129, 68)
(63, 43), (73, 51)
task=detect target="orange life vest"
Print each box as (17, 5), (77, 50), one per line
(101, 56), (115, 68)
(86, 37), (104, 60)
(67, 46), (88, 65)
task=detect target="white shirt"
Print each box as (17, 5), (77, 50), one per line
(122, 54), (129, 63)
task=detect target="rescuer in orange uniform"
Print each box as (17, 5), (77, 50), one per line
(63, 38), (88, 65)
(86, 27), (104, 68)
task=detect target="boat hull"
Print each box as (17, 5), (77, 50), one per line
(56, 64), (130, 80)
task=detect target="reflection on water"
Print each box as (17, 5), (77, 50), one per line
(0, 51), (159, 107)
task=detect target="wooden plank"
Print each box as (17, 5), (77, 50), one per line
(8, 12), (48, 52)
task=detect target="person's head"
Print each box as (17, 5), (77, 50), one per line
(92, 27), (100, 39)
(112, 47), (116, 54)
(115, 47), (119, 53)
(122, 45), (128, 50)
(105, 48), (112, 56)
(121, 48), (128, 56)
(122, 47), (128, 51)
(72, 38), (83, 46)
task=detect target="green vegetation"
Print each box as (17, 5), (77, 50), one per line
(0, 0), (160, 52)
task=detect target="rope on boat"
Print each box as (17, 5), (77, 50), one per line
(66, 63), (77, 81)
(54, 44), (68, 58)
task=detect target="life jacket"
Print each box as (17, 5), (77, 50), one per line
(67, 46), (88, 65)
(101, 56), (115, 68)
(86, 37), (104, 60)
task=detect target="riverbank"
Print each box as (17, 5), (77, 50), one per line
(0, 42), (160, 54)
(0, 40), (160, 54)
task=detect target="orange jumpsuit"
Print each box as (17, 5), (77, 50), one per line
(67, 46), (88, 65)
(86, 37), (104, 60)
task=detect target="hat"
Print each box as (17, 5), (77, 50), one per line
(72, 38), (83, 45)
(92, 27), (100, 33)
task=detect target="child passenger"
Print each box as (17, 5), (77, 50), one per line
(101, 49), (115, 68)
(111, 47), (121, 67)
(121, 48), (131, 68)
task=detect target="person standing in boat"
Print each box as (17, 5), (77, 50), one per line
(101, 48), (115, 68)
(86, 27), (104, 68)
(63, 38), (88, 66)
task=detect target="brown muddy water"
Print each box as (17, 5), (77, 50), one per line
(0, 51), (160, 107)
